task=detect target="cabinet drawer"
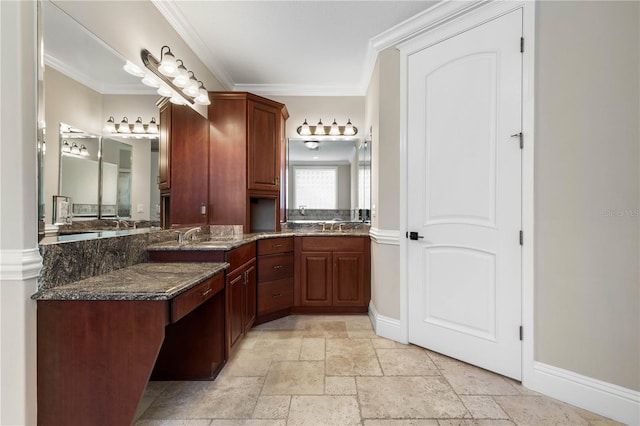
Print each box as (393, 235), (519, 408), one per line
(258, 278), (293, 315)
(171, 273), (224, 323)
(258, 253), (294, 282)
(258, 237), (293, 255)
(226, 242), (256, 271)
(300, 236), (365, 252)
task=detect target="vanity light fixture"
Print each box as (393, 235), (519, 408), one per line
(123, 60), (145, 78)
(103, 116), (159, 136)
(117, 117), (131, 133)
(296, 118), (358, 137)
(128, 45), (211, 106)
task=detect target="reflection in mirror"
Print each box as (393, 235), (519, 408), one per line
(58, 124), (101, 220)
(287, 137), (371, 223)
(40, 0), (160, 237)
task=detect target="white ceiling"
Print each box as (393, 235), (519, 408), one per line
(44, 0), (441, 97)
(151, 1), (440, 96)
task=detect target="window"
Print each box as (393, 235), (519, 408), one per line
(294, 167), (337, 209)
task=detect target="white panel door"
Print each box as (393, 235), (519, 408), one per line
(407, 9), (523, 380)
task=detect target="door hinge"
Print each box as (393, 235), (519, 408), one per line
(519, 326), (523, 341)
(519, 230), (523, 245)
(520, 37), (524, 53)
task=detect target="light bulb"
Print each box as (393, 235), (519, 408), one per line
(182, 76), (200, 97)
(141, 73), (161, 88)
(314, 119), (325, 135)
(299, 119), (311, 136)
(103, 116), (117, 133)
(329, 119), (340, 136)
(157, 85), (173, 97)
(195, 88), (211, 106)
(61, 140), (71, 153)
(70, 142), (80, 155)
(123, 60), (145, 77)
(118, 117), (130, 133)
(147, 117), (158, 134)
(80, 144), (90, 156)
(172, 61), (189, 88)
(344, 119), (355, 136)
(133, 117), (145, 133)
(170, 93), (186, 105)
(158, 47), (178, 77)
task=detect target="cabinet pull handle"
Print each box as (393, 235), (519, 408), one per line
(202, 288), (212, 297)
(273, 244), (283, 248)
(272, 293), (282, 298)
(272, 265), (283, 269)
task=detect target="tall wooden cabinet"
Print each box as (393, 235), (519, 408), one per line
(208, 92), (288, 232)
(157, 99), (209, 228)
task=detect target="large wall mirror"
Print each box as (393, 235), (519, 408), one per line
(39, 0), (160, 235)
(287, 134), (371, 223)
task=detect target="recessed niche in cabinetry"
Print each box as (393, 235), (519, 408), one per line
(250, 197), (276, 232)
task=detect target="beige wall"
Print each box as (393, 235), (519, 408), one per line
(534, 1), (639, 391)
(366, 48), (402, 320)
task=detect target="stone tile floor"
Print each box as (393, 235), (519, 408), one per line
(135, 315), (623, 426)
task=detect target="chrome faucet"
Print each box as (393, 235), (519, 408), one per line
(178, 227), (201, 243)
(299, 205), (306, 216)
(319, 222), (326, 232)
(112, 219), (129, 230)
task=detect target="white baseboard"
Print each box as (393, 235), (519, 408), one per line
(531, 362), (640, 425)
(369, 301), (407, 343)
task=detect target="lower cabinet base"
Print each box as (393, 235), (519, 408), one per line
(291, 306), (368, 315)
(255, 308), (292, 325)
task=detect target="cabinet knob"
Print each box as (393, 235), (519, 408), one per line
(272, 265), (283, 269)
(273, 244), (283, 248)
(272, 293), (282, 298)
(201, 288), (212, 297)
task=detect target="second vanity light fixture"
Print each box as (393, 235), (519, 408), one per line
(123, 46), (211, 106)
(103, 116), (159, 137)
(297, 119), (357, 137)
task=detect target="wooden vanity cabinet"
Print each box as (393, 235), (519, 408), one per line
(157, 98), (209, 228)
(208, 92), (288, 232)
(225, 242), (257, 355)
(256, 237), (294, 324)
(294, 236), (371, 314)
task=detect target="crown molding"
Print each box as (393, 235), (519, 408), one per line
(232, 83), (367, 97)
(371, 0), (489, 52)
(151, 0), (235, 91)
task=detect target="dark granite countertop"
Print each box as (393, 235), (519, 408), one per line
(32, 262), (228, 301)
(146, 229), (371, 252)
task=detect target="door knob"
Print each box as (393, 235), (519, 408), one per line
(408, 231), (424, 240)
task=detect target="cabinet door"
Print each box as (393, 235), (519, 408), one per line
(247, 100), (280, 191)
(244, 260), (257, 332)
(170, 105), (209, 226)
(158, 101), (171, 190)
(333, 252), (366, 307)
(299, 251), (332, 306)
(227, 268), (245, 353)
